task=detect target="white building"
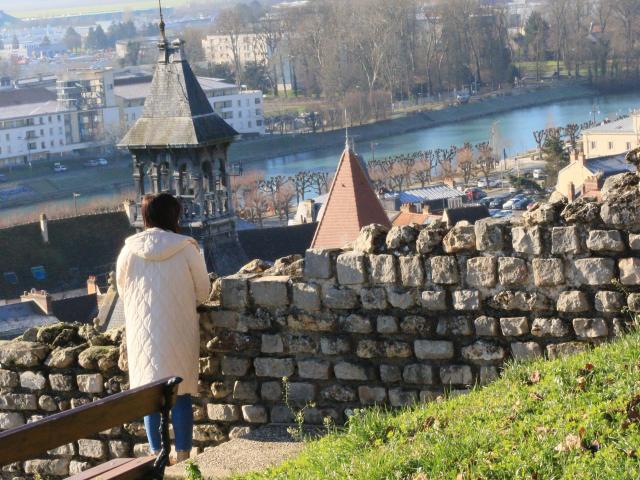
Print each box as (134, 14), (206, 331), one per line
(114, 74), (265, 136)
(202, 33), (268, 66)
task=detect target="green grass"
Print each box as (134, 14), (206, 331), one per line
(239, 332), (640, 480)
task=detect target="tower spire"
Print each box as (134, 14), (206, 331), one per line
(344, 109), (349, 150)
(158, 0), (167, 43)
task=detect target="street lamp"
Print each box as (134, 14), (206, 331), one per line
(73, 192), (80, 216)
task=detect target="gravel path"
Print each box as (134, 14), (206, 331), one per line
(164, 426), (306, 479)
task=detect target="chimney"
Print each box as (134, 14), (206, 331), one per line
(400, 203), (417, 213)
(567, 181), (576, 202)
(21, 289), (53, 315)
(40, 213), (49, 244)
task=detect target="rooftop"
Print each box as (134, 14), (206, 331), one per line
(383, 184), (464, 204)
(585, 153), (636, 175)
(583, 116), (636, 134)
(114, 76), (238, 101)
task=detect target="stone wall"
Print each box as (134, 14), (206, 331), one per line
(2, 172), (640, 478)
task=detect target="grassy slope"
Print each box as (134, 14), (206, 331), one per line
(240, 333), (640, 480)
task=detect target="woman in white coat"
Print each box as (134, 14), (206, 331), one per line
(116, 193), (210, 463)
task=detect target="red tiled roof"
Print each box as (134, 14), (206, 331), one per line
(311, 146), (391, 249)
(392, 211), (440, 227)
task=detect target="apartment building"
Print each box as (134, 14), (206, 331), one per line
(202, 33), (268, 66)
(582, 112), (640, 159)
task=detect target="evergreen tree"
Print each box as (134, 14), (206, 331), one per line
(63, 27), (82, 52)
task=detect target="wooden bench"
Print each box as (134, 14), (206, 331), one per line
(0, 376), (182, 479)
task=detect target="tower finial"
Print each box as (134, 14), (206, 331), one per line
(158, 0), (167, 43)
(344, 109), (349, 150)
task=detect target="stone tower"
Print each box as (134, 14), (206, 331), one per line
(118, 16), (247, 274)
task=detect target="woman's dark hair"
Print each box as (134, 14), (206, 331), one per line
(141, 193), (182, 233)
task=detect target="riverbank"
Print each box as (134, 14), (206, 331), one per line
(230, 82), (599, 164)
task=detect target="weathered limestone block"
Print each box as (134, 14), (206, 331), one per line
(0, 341), (49, 367)
(287, 312), (337, 332)
(461, 341), (506, 365)
(261, 334), (284, 354)
(384, 341), (412, 358)
(369, 254), (397, 284)
(287, 332), (318, 355)
(587, 230), (624, 252)
(0, 412), (24, 430)
(356, 340), (382, 359)
(551, 226), (581, 255)
(292, 283), (321, 311)
(107, 441), (129, 458)
(573, 258), (615, 285)
(490, 291), (550, 312)
(398, 255), (424, 287)
(0, 369), (18, 388)
(452, 290), (480, 311)
(388, 388), (418, 407)
(627, 293), (640, 312)
(260, 382), (282, 402)
(18, 371), (46, 391)
(220, 274), (250, 310)
(336, 252), (367, 285)
(49, 374), (74, 391)
(38, 395), (57, 412)
(595, 291), (624, 313)
(430, 256), (459, 284)
(400, 315), (433, 335)
(207, 404), (241, 422)
(48, 443), (76, 457)
(78, 439), (107, 459)
(254, 358), (294, 378)
(557, 291), (590, 312)
(78, 346), (118, 371)
(511, 342), (542, 360)
(573, 318), (608, 338)
(523, 203), (555, 225)
(380, 365), (402, 383)
(512, 226), (542, 255)
(133, 443), (153, 457)
(630, 233), (640, 250)
(474, 316), (499, 336)
(287, 383), (316, 403)
(242, 405), (267, 423)
(498, 257), (528, 285)
(322, 286), (359, 309)
(561, 198), (599, 224)
(403, 364), (434, 384)
(475, 218), (505, 251)
(466, 257), (497, 288)
(386, 225), (418, 250)
(376, 315), (398, 334)
(599, 173), (640, 229)
(321, 385), (356, 402)
(386, 288), (416, 309)
(0, 393), (38, 411)
(44, 346), (81, 369)
(416, 228), (444, 254)
(194, 425), (226, 443)
(619, 258), (640, 285)
(414, 340), (454, 360)
(339, 314), (372, 334)
(546, 342), (589, 359)
(221, 356), (251, 376)
(532, 258), (565, 286)
(320, 337), (351, 356)
(500, 317), (529, 336)
(531, 318), (570, 337)
(436, 317), (473, 336)
(360, 287), (388, 310)
(304, 249), (336, 279)
(250, 276), (289, 308)
(440, 365), (473, 385)
(480, 366), (499, 385)
(358, 386), (387, 405)
(211, 381), (231, 399)
(76, 374), (103, 394)
(233, 381), (258, 402)
(442, 225), (476, 253)
(24, 459), (69, 476)
(334, 362), (367, 381)
(353, 224), (389, 253)
(297, 360), (330, 379)
(420, 291), (447, 310)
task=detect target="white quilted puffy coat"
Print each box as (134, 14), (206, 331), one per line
(116, 228), (210, 395)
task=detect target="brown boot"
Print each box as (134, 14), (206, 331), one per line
(176, 450), (190, 463)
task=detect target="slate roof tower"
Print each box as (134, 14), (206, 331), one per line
(311, 141), (391, 249)
(119, 5), (247, 274)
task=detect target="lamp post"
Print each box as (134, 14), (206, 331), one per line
(73, 192), (80, 216)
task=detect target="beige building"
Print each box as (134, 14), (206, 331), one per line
(582, 112), (640, 159)
(202, 33), (268, 66)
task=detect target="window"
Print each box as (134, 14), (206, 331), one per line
(50, 141), (54, 147)
(256, 109), (262, 116)
(248, 121), (252, 128)
(40, 129), (44, 136)
(257, 119), (263, 126)
(41, 141), (45, 149)
(591, 141), (596, 149)
(39, 117), (44, 125)
(238, 111), (242, 118)
(608, 141), (614, 150)
(255, 98), (261, 104)
(27, 142), (36, 150)
(5, 134), (9, 141)
(237, 100), (241, 107)
(57, 115), (61, 121)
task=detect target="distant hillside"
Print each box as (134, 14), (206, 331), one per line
(0, 10), (20, 26)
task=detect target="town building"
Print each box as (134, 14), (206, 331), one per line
(202, 33), (269, 67)
(381, 184), (465, 213)
(581, 112), (640, 159)
(311, 141), (391, 249)
(555, 151), (635, 200)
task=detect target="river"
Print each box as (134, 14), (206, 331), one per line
(246, 91), (640, 177)
(2, 90), (640, 226)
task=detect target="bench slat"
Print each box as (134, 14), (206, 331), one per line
(73, 456), (156, 480)
(0, 377), (180, 466)
(66, 458), (137, 480)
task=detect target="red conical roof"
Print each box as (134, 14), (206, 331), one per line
(311, 146), (391, 249)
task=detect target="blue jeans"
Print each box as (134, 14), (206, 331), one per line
(144, 394), (193, 453)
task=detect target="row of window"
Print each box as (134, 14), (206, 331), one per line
(590, 140), (636, 150)
(0, 139), (64, 155)
(0, 114), (63, 130)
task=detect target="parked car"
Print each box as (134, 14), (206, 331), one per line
(84, 159), (99, 167)
(532, 168), (543, 179)
(489, 194), (511, 209)
(464, 187), (486, 201)
(502, 194), (526, 210)
(52, 163), (67, 173)
(511, 196), (533, 210)
(478, 197), (493, 207)
(97, 158), (108, 166)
